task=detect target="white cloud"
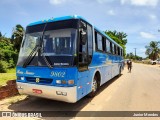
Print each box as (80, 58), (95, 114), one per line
(121, 0), (127, 4)
(121, 0), (159, 7)
(149, 14), (157, 20)
(107, 10), (116, 16)
(96, 0), (116, 4)
(49, 0), (67, 5)
(139, 48), (146, 53)
(140, 32), (156, 39)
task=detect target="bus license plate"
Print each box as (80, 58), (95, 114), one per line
(32, 89), (42, 94)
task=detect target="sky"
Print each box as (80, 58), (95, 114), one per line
(0, 0), (160, 57)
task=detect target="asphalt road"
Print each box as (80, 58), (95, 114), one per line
(0, 63), (160, 120)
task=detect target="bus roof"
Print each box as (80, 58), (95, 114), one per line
(28, 15), (84, 26)
(28, 15), (123, 49)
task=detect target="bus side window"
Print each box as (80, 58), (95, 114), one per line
(114, 45), (117, 55)
(112, 44), (115, 54)
(117, 47), (120, 55)
(97, 33), (103, 51)
(121, 49), (123, 56)
(102, 37), (106, 52)
(110, 42), (113, 53)
(87, 24), (93, 64)
(95, 31), (98, 50)
(79, 21), (87, 64)
(106, 39), (110, 53)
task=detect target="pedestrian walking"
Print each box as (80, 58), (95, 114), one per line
(127, 59), (132, 73)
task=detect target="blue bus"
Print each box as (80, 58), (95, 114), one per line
(16, 15), (124, 103)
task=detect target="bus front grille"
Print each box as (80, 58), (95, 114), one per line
(26, 77), (53, 84)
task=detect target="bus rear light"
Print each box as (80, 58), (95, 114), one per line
(68, 80), (74, 85)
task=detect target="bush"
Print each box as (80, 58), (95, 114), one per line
(0, 36), (18, 72)
(0, 61), (9, 73)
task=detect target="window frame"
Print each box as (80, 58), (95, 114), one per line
(105, 38), (111, 53)
(87, 24), (93, 64)
(95, 31), (105, 52)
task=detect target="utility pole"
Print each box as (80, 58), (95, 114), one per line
(134, 48), (137, 60)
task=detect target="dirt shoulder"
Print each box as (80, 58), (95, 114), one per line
(134, 62), (160, 70)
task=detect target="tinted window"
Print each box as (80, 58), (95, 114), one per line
(87, 25), (92, 56)
(79, 21), (87, 64)
(87, 24), (93, 63)
(106, 39), (110, 53)
(117, 47), (120, 55)
(121, 49), (123, 56)
(102, 37), (106, 51)
(97, 33), (103, 51)
(114, 45), (117, 55)
(112, 44), (115, 54)
(26, 19), (78, 34)
(110, 42), (113, 53)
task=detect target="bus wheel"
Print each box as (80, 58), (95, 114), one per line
(88, 76), (98, 97)
(118, 67), (121, 76)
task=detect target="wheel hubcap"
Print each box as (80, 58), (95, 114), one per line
(92, 79), (97, 92)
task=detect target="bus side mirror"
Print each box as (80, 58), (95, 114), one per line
(80, 29), (87, 45)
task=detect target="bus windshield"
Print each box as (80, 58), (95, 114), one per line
(43, 29), (77, 56)
(17, 19), (78, 67)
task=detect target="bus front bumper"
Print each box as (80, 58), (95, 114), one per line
(16, 82), (77, 103)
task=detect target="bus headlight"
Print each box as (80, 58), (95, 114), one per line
(21, 77), (25, 80)
(56, 80), (61, 84)
(56, 80), (67, 84)
(17, 76), (25, 80)
(61, 80), (66, 84)
(56, 80), (74, 85)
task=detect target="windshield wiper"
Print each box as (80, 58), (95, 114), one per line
(22, 45), (53, 68)
(22, 45), (39, 68)
(40, 48), (53, 68)
(23, 22), (53, 68)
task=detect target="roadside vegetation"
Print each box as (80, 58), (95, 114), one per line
(0, 24), (24, 73)
(105, 30), (127, 56)
(145, 41), (160, 60)
(0, 68), (16, 86)
(125, 41), (160, 63)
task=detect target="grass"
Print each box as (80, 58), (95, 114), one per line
(7, 68), (16, 73)
(134, 60), (151, 65)
(0, 68), (16, 86)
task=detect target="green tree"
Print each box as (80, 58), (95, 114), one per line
(145, 41), (160, 60)
(126, 52), (142, 60)
(0, 36), (18, 72)
(105, 30), (127, 56)
(126, 52), (134, 59)
(12, 24), (24, 52)
(0, 31), (2, 37)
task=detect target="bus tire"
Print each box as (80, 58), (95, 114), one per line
(118, 67), (121, 76)
(88, 76), (98, 97)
